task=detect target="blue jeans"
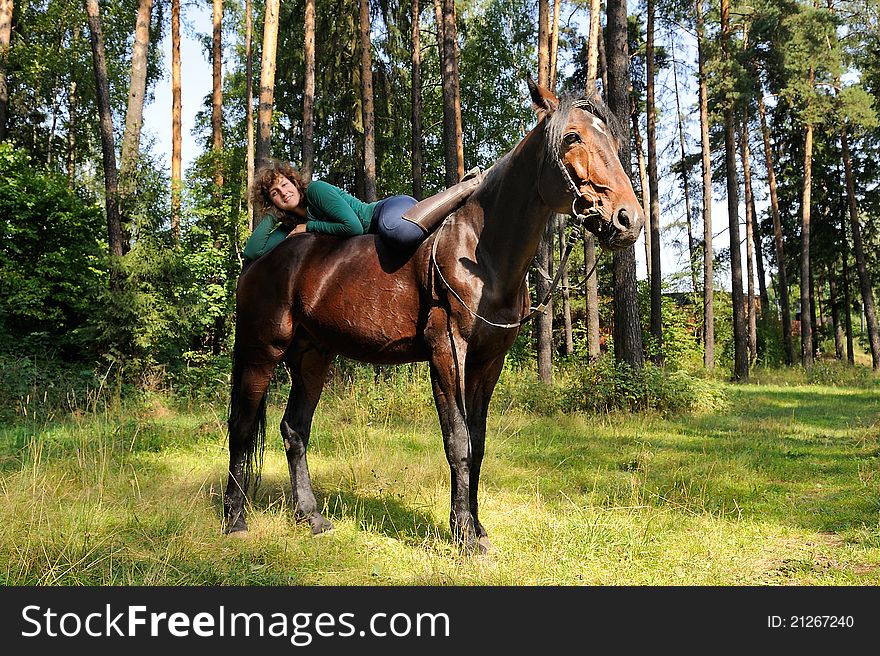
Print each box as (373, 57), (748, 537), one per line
(372, 195), (422, 251)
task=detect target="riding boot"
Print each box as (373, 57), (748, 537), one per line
(401, 166), (486, 236)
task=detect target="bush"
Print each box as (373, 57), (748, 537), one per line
(561, 357), (727, 415)
(494, 366), (564, 415)
(0, 353), (106, 424)
(806, 359), (876, 387)
(0, 144), (107, 358)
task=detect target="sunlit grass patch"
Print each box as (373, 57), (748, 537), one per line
(1, 370), (879, 585)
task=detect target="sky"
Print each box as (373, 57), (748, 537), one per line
(141, 3), (213, 174)
(140, 4), (758, 293)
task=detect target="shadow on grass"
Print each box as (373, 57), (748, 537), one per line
(209, 474), (448, 547)
(498, 385), (880, 536)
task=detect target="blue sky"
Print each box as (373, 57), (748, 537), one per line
(141, 2), (213, 174)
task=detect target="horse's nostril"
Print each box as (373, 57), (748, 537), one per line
(616, 208), (631, 229)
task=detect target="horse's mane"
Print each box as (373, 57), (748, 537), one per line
(478, 90), (622, 193)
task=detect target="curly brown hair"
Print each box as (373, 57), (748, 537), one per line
(250, 160), (307, 224)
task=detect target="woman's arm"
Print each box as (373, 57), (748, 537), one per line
(242, 216), (288, 259)
(305, 181), (365, 236)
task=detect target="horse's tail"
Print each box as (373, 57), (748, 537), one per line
(227, 326), (268, 495)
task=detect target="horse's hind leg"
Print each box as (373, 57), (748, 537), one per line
(282, 329), (334, 535)
(225, 359), (278, 534)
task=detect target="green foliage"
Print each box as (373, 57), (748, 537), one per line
(4, 0), (164, 173)
(749, 359), (878, 388)
(459, 0), (536, 170)
(0, 144), (107, 356)
(755, 315), (787, 367)
(0, 352), (104, 424)
(637, 281), (704, 369)
(561, 357), (727, 416)
(805, 359), (876, 388)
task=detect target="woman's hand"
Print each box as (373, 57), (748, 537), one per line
(286, 223), (307, 237)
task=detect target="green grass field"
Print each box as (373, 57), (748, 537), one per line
(1, 364), (878, 585)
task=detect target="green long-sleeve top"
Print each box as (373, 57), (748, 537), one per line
(242, 181), (378, 261)
(305, 180), (378, 236)
(242, 215), (291, 261)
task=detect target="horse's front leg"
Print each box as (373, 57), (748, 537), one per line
(428, 328), (478, 552)
(282, 333), (334, 535)
(465, 354), (505, 554)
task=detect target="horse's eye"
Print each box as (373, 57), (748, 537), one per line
(564, 132), (582, 146)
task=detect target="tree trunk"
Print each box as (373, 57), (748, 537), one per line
(301, 0), (315, 183)
(433, 0), (445, 86)
(840, 126), (880, 369)
(597, 13), (608, 97)
(587, 0), (601, 90)
(538, 0), (549, 86)
(549, 0), (561, 91)
(740, 116), (757, 362)
(67, 24), (82, 184)
(559, 217), (574, 356)
(750, 193), (769, 317)
(583, 1), (601, 361)
(828, 264), (844, 360)
(535, 224), (554, 383)
(47, 68), (62, 166)
(535, 0), (553, 383)
(118, 0), (153, 248)
(246, 0), (255, 229)
(809, 262), (819, 358)
(646, 0), (662, 363)
(84, 0), (124, 261)
(721, 0), (748, 381)
(696, 0), (714, 369)
(256, 0), (280, 168)
(631, 100), (651, 284)
(171, 0), (182, 241)
(757, 93), (794, 364)
(584, 233), (601, 359)
(841, 231), (855, 365)
(670, 39), (697, 294)
(0, 0), (12, 142)
(440, 0), (463, 186)
(212, 0), (223, 188)
(800, 116), (814, 368)
(67, 69), (78, 184)
(359, 0), (377, 201)
(606, 0), (643, 370)
(741, 23), (766, 335)
(411, 0), (423, 200)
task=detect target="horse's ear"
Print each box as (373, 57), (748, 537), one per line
(527, 76), (559, 118)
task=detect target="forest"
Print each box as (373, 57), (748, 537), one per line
(0, 0), (879, 586)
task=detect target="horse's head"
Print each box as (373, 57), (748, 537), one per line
(529, 78), (644, 251)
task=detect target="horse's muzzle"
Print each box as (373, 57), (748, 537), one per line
(592, 203), (644, 251)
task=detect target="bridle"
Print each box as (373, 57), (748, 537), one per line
(550, 102), (619, 244)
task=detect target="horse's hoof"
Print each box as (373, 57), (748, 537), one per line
(224, 516), (249, 535)
(226, 527), (250, 539)
(311, 516), (334, 535)
(477, 536), (494, 554)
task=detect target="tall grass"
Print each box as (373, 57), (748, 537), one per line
(0, 358), (878, 585)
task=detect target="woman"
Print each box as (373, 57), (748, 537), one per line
(242, 160), (423, 262)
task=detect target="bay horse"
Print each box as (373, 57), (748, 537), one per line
(224, 80), (644, 553)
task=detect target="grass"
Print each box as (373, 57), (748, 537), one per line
(0, 363), (878, 585)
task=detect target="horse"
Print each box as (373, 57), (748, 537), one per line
(224, 79), (645, 553)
